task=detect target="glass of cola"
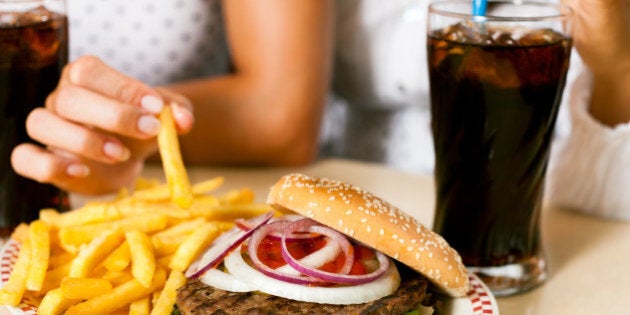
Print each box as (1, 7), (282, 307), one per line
(427, 0), (573, 296)
(0, 0), (69, 236)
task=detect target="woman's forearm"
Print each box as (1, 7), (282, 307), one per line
(589, 69), (630, 126)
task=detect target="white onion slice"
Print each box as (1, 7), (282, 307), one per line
(275, 236), (341, 275)
(185, 211), (273, 278)
(224, 249), (401, 305)
(199, 268), (256, 292)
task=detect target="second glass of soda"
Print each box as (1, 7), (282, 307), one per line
(427, 0), (573, 296)
(0, 0), (70, 236)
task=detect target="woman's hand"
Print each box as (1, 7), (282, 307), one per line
(563, 0), (630, 125)
(10, 56), (194, 195)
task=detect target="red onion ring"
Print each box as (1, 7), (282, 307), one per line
(280, 219), (390, 284)
(185, 211), (274, 278)
(237, 215), (322, 242)
(247, 221), (328, 285)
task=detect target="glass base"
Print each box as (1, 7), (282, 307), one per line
(468, 254), (547, 297)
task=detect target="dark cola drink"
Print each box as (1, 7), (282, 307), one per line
(0, 5), (69, 236)
(428, 22), (571, 269)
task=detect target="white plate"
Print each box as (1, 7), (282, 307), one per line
(0, 238), (499, 315)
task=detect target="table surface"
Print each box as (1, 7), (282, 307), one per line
(70, 158), (630, 315)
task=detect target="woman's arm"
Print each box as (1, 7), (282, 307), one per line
(565, 0), (630, 125)
(10, 0), (333, 195)
(169, 0), (334, 166)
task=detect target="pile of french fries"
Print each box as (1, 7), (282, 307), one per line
(0, 105), (276, 314)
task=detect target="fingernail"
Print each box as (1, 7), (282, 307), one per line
(140, 95), (164, 114)
(137, 115), (161, 135)
(172, 104), (194, 125)
(67, 164), (90, 177)
(103, 141), (131, 161)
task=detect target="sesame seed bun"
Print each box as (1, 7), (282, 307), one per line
(266, 173), (470, 297)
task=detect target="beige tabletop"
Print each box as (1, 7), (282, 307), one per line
(71, 158), (630, 315)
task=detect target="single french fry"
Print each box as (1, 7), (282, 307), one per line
(0, 241), (31, 306)
(69, 229), (125, 278)
(156, 255), (173, 268)
(10, 223), (30, 243)
(48, 251), (75, 269)
(129, 296), (150, 315)
(152, 234), (187, 257)
(130, 184), (170, 203)
(158, 105), (194, 209)
(40, 262), (71, 295)
(60, 277), (113, 300)
(39, 208), (62, 228)
(115, 203), (191, 219)
(38, 288), (81, 315)
(126, 231), (156, 288)
(102, 269), (133, 287)
(104, 241), (131, 272)
(169, 223), (219, 272)
(65, 267), (166, 315)
(150, 270), (186, 315)
(219, 188), (255, 205)
(152, 217), (205, 241)
(26, 220), (50, 291)
(59, 213), (168, 247)
(189, 203), (276, 221)
(57, 201), (121, 227)
(192, 176), (225, 195)
(134, 177), (161, 191)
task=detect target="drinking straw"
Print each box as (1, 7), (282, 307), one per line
(472, 0), (487, 16)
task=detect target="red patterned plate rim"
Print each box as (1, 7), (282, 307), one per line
(0, 238), (499, 315)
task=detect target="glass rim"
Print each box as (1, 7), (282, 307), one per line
(428, 0), (573, 22)
(0, 0), (61, 3)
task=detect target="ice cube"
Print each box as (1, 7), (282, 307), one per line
(439, 21), (488, 45)
(17, 5), (56, 26)
(518, 29), (564, 46)
(0, 12), (19, 27)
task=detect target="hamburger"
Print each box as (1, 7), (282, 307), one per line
(175, 173), (469, 314)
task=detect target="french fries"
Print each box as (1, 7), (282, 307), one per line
(0, 175), (278, 313)
(0, 101), (280, 313)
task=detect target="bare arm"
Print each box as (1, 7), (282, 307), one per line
(565, 0), (630, 126)
(168, 0), (334, 166)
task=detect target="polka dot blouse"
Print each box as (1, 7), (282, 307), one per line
(67, 0), (229, 86)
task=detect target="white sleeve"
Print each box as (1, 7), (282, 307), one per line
(546, 67), (630, 220)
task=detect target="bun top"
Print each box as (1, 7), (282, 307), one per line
(267, 173), (470, 297)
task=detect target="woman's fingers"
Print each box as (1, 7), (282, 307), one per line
(48, 84), (162, 139)
(26, 107), (132, 164)
(11, 143), (143, 195)
(11, 144), (88, 185)
(62, 56), (163, 110)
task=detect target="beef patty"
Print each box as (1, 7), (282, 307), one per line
(175, 265), (432, 315)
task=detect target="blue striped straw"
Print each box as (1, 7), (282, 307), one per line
(472, 0), (488, 16)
